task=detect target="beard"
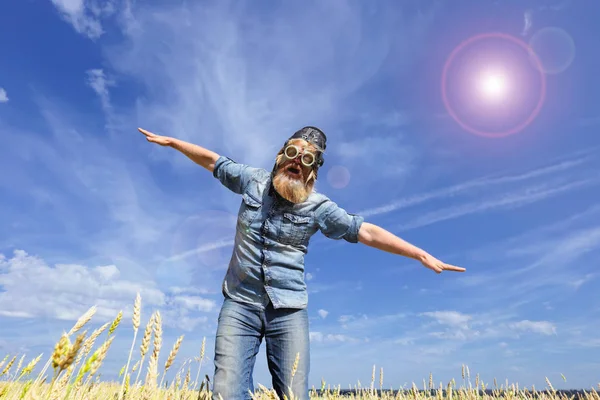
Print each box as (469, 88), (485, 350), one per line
(272, 165), (315, 204)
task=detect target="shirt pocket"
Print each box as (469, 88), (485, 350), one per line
(238, 192), (262, 228)
(277, 212), (312, 246)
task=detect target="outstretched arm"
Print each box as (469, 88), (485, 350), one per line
(138, 128), (220, 172)
(357, 222), (465, 274)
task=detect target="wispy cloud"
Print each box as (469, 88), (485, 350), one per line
(420, 311), (471, 329)
(521, 0), (572, 37)
(336, 312), (406, 334)
(0, 87), (8, 103)
(50, 0), (117, 39)
(358, 151), (595, 218)
(309, 332), (359, 344)
(509, 320), (557, 336)
(86, 68), (113, 113)
(307, 280), (363, 294)
(97, 1), (440, 177)
(400, 178), (597, 230)
(334, 134), (416, 181)
(419, 310), (558, 343)
(521, 9), (533, 36)
(457, 213), (600, 297)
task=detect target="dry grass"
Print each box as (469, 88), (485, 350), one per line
(0, 295), (598, 400)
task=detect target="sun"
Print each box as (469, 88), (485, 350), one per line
(441, 32), (547, 138)
(478, 70), (508, 100)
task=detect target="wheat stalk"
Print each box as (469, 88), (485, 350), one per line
(108, 310), (123, 336)
(144, 311), (162, 389)
(134, 312), (155, 387)
(158, 335), (184, 390)
(118, 292), (141, 400)
(84, 335), (115, 385)
(1, 355), (16, 377)
(68, 306), (96, 336)
(193, 337), (206, 390)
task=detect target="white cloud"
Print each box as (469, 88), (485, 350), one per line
(421, 311), (472, 329)
(86, 69), (114, 113)
(568, 273), (597, 289)
(307, 280), (361, 294)
(305, 272), (314, 281)
(338, 315), (354, 323)
(0, 249), (162, 320)
(309, 332), (322, 342)
(168, 286), (212, 295)
(417, 310), (558, 344)
(0, 249), (215, 330)
(309, 331), (355, 343)
(509, 320), (557, 336)
(0, 88), (8, 103)
(318, 309), (329, 319)
(429, 330), (481, 341)
(50, 0), (116, 39)
(393, 336), (416, 346)
(170, 295), (216, 313)
(337, 312), (405, 333)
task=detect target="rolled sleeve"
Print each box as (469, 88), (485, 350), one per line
(316, 200), (364, 243)
(212, 155), (258, 194)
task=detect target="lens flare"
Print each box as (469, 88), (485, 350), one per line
(478, 71), (508, 100)
(441, 32), (546, 138)
(529, 27), (576, 75)
(326, 165), (351, 189)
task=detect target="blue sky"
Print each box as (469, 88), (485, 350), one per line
(1, 0), (599, 391)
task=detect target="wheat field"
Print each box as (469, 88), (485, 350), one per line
(0, 293), (598, 400)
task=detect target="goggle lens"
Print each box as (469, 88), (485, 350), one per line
(284, 145), (315, 167)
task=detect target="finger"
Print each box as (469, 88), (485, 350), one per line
(138, 128), (155, 137)
(431, 265), (442, 274)
(443, 264), (466, 272)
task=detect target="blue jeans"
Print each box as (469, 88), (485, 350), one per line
(212, 297), (310, 400)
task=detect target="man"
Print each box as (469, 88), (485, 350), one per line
(138, 126), (465, 400)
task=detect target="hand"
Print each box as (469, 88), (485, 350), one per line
(138, 127), (172, 146)
(420, 253), (466, 274)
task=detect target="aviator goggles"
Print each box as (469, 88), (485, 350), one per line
(283, 144), (318, 167)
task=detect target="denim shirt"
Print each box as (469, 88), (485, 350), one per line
(212, 155), (364, 310)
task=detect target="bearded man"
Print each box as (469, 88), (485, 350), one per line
(138, 126), (465, 400)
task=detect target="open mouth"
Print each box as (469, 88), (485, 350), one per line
(285, 165), (302, 177)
